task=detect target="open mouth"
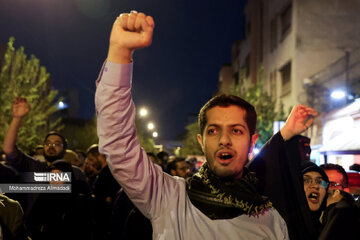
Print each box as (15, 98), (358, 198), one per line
(220, 153), (232, 160)
(216, 151), (234, 164)
(308, 192), (319, 203)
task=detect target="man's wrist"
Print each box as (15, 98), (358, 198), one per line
(12, 116), (23, 121)
(107, 46), (133, 64)
(280, 128), (293, 141)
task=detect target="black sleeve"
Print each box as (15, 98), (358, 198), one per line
(248, 132), (319, 240)
(6, 147), (47, 172)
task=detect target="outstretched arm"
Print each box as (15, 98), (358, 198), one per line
(2, 97), (30, 154)
(107, 11), (155, 64)
(280, 104), (317, 141)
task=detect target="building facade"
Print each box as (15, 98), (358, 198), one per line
(221, 0), (360, 168)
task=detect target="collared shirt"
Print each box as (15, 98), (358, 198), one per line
(95, 61), (289, 240)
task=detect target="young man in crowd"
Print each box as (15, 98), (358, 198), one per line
(167, 157), (192, 179)
(320, 163), (349, 191)
(2, 97), (90, 221)
(86, 144), (120, 240)
(96, 11), (294, 239)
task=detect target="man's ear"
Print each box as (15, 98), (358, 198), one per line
(249, 133), (258, 153)
(197, 134), (204, 153)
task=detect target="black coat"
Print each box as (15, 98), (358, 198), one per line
(248, 133), (321, 240)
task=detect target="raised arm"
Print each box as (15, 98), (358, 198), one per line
(96, 12), (173, 220)
(280, 104), (317, 141)
(2, 97), (30, 154)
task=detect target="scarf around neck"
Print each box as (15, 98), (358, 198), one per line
(186, 162), (272, 219)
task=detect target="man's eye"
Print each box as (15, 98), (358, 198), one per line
(233, 129), (243, 134)
(207, 129), (216, 135)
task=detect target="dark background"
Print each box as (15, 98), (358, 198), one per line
(0, 0), (246, 140)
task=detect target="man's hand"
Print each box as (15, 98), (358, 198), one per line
(13, 97), (30, 119)
(280, 105), (317, 141)
(107, 11), (155, 64)
(3, 97), (30, 154)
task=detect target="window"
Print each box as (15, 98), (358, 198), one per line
(269, 70), (277, 99)
(233, 72), (239, 86)
(270, 17), (277, 52)
(280, 61), (291, 95)
(281, 3), (292, 39)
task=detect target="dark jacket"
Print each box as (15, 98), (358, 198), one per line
(248, 133), (320, 240)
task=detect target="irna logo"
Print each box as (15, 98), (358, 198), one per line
(34, 172), (71, 182)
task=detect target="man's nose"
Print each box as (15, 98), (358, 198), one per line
(219, 131), (231, 146)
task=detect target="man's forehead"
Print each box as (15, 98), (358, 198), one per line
(304, 172), (322, 178)
(206, 106), (248, 125)
(325, 169), (343, 180)
(45, 135), (63, 143)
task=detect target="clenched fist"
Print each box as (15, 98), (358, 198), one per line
(107, 11), (155, 64)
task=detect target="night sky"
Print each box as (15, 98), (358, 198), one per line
(0, 0), (245, 140)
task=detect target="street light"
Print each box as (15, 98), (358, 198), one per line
(147, 122), (155, 130)
(152, 132), (158, 138)
(139, 107), (148, 117)
(57, 101), (68, 110)
(330, 90), (346, 100)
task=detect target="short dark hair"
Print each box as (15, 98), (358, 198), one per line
(198, 94), (257, 136)
(320, 163), (349, 187)
(44, 131), (68, 150)
(167, 157), (185, 174)
(350, 164), (360, 172)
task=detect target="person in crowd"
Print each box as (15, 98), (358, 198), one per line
(146, 152), (158, 165)
(2, 97), (90, 221)
(95, 11), (289, 239)
(248, 104), (325, 240)
(166, 157), (192, 178)
(319, 187), (360, 240)
(301, 161), (329, 232)
(0, 194), (29, 240)
(156, 151), (169, 171)
(75, 149), (86, 169)
(84, 155), (100, 192)
(185, 157), (198, 174)
(349, 163), (360, 172)
(314, 163), (360, 239)
(26, 160), (93, 240)
(320, 163), (349, 192)
(86, 144), (120, 240)
(63, 149), (76, 163)
(32, 145), (45, 162)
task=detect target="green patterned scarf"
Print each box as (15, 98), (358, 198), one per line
(186, 162), (272, 219)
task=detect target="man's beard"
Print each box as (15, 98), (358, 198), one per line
(44, 151), (65, 163)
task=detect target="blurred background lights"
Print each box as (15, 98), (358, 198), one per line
(139, 108), (148, 117)
(147, 122), (155, 130)
(152, 132), (158, 138)
(253, 147), (260, 155)
(57, 101), (68, 110)
(330, 90), (346, 99)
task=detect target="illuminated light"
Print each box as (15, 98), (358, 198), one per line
(139, 108), (148, 117)
(57, 101), (68, 110)
(152, 132), (158, 138)
(147, 122), (155, 130)
(330, 90), (346, 99)
(253, 148), (260, 155)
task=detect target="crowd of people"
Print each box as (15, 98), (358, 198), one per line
(0, 97), (196, 240)
(1, 10), (360, 240)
